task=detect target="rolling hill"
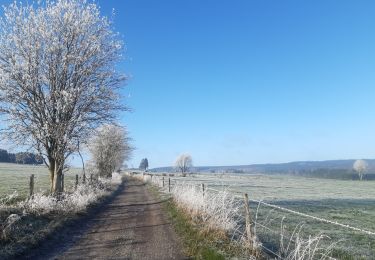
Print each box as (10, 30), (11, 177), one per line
(151, 159), (375, 180)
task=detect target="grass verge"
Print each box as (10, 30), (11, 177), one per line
(148, 185), (257, 260)
(165, 199), (225, 260)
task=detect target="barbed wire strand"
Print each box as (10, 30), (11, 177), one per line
(151, 177), (375, 236)
(204, 187), (375, 236)
(150, 177), (342, 259)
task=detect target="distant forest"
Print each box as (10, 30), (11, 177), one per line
(0, 149), (43, 165)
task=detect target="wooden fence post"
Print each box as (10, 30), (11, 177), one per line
(243, 193), (253, 247)
(168, 178), (171, 192)
(29, 174), (34, 198)
(202, 183), (205, 197)
(83, 173), (86, 184)
(162, 176), (165, 187)
(75, 174), (79, 190)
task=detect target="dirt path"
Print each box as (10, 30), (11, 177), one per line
(26, 178), (185, 260)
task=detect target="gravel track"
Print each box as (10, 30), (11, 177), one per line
(21, 178), (185, 260)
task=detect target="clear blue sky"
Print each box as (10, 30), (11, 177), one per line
(98, 0), (375, 168)
(3, 0), (375, 168)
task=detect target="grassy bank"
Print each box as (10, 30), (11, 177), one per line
(148, 184), (257, 260)
(166, 199), (227, 259)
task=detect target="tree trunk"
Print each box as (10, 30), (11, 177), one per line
(106, 170), (112, 178)
(52, 162), (64, 195)
(107, 165), (115, 178)
(48, 158), (55, 193)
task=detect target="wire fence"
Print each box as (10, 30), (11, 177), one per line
(138, 173), (375, 259)
(207, 187), (375, 236)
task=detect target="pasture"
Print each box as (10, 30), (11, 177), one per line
(162, 173), (375, 258)
(0, 163), (82, 198)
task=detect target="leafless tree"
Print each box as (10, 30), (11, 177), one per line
(175, 154), (193, 176)
(88, 124), (133, 178)
(0, 0), (127, 193)
(353, 159), (368, 181)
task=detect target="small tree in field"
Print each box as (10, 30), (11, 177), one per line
(353, 159), (368, 181)
(0, 0), (126, 193)
(139, 158), (149, 171)
(88, 125), (133, 178)
(175, 154), (193, 176)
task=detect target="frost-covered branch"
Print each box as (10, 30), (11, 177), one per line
(174, 153), (193, 175)
(353, 159), (368, 181)
(0, 0), (127, 193)
(88, 124), (133, 178)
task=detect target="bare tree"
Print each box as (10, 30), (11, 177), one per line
(88, 124), (133, 178)
(0, 0), (126, 193)
(353, 159), (368, 181)
(175, 154), (193, 176)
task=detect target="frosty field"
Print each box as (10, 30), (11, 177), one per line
(1, 164), (374, 257)
(168, 173), (375, 201)
(0, 163), (82, 198)
(162, 173), (375, 258)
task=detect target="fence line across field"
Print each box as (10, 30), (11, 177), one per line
(27, 173), (97, 198)
(149, 175), (375, 237)
(206, 186), (375, 236)
(145, 174), (373, 259)
(150, 175), (286, 259)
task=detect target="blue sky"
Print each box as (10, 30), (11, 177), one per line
(98, 0), (375, 168)
(2, 0), (375, 168)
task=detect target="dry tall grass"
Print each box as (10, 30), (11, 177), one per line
(151, 175), (337, 260)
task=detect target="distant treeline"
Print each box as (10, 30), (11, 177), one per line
(270, 168), (375, 180)
(0, 149), (43, 165)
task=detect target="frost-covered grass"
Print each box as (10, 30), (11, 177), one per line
(0, 172), (123, 259)
(20, 182), (109, 215)
(253, 200), (374, 259)
(148, 175), (260, 258)
(110, 171), (123, 184)
(0, 163), (81, 197)
(150, 174), (374, 259)
(145, 177), (252, 259)
(0, 173), (122, 214)
(282, 233), (334, 260)
(160, 173), (375, 256)
(275, 220), (337, 260)
(166, 173), (375, 201)
(171, 183), (241, 233)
